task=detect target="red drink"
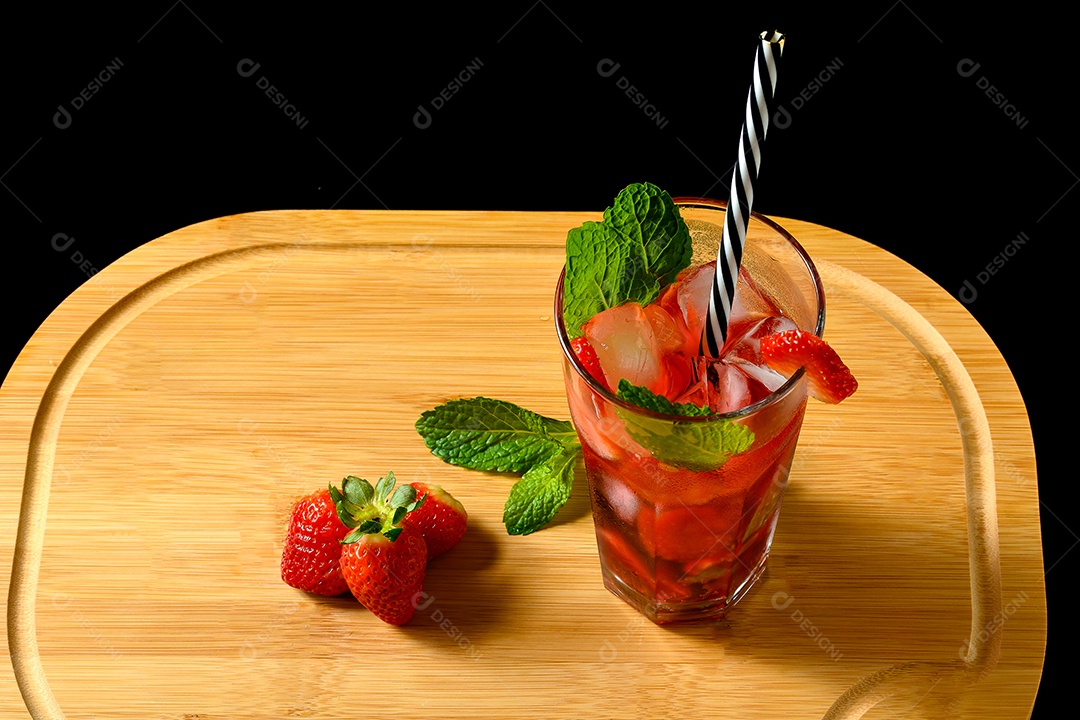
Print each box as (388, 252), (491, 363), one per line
(556, 198), (825, 624)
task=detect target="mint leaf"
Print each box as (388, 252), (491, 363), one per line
(502, 441), (579, 535)
(562, 182), (692, 337)
(416, 397), (584, 534)
(415, 397), (577, 474)
(563, 222), (660, 338)
(616, 378), (712, 417)
(615, 381), (754, 472)
(605, 182), (693, 290)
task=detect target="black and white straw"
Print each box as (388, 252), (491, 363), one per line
(702, 30), (785, 358)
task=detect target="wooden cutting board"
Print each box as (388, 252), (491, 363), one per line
(1, 210), (1044, 719)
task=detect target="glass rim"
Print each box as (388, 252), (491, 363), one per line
(555, 196), (826, 423)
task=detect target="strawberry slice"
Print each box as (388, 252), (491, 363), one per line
(570, 336), (609, 390)
(759, 328), (858, 404)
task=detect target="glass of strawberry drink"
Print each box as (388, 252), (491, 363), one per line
(557, 198), (826, 624)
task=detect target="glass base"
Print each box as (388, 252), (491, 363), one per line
(602, 551), (770, 625)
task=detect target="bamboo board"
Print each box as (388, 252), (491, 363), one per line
(1, 210), (1045, 719)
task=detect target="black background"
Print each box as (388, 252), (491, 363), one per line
(2, 4), (1071, 716)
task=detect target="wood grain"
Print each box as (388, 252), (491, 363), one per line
(1, 210), (1044, 719)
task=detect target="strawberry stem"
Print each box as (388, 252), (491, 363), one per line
(331, 473), (426, 544)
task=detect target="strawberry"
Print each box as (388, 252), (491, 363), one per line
(759, 328), (858, 404)
(570, 335), (609, 390)
(406, 482), (468, 559)
(280, 488), (351, 596)
(332, 472), (428, 625)
(340, 523), (427, 625)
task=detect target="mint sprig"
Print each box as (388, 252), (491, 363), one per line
(615, 380), (755, 472)
(415, 397), (581, 535)
(562, 182), (692, 337)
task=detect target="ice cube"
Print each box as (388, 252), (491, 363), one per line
(662, 261), (778, 359)
(642, 303), (684, 354)
(720, 314), (796, 395)
(584, 303), (665, 395)
(674, 356), (710, 407)
(726, 267), (776, 336)
(673, 261), (715, 349)
(708, 361), (754, 414)
(598, 471), (640, 524)
(732, 359), (789, 394)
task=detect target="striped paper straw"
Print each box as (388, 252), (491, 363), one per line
(702, 30), (785, 358)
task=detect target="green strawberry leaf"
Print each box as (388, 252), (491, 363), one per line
(375, 472), (396, 501)
(330, 482), (366, 529)
(357, 518), (382, 534)
(502, 441), (579, 536)
(342, 517), (386, 544)
(335, 504), (361, 529)
(342, 528), (365, 544)
(562, 182), (692, 337)
(328, 482), (344, 505)
(342, 475), (375, 506)
(615, 380), (755, 472)
(389, 484), (417, 509)
(408, 494), (426, 513)
(415, 397), (576, 473)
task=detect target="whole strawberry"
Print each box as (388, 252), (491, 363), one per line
(280, 488), (351, 596)
(332, 472), (428, 625)
(406, 482), (468, 559)
(340, 522), (427, 625)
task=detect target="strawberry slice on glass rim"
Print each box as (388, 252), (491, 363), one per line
(759, 328), (858, 404)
